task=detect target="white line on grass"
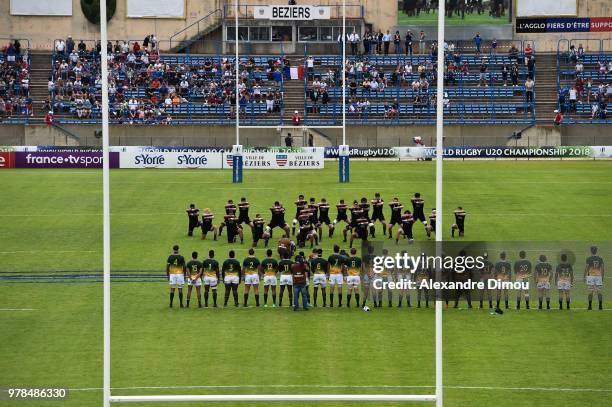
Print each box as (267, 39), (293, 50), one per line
(0, 308), (37, 311)
(67, 384), (612, 393)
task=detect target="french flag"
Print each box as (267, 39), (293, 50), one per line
(290, 66), (305, 80)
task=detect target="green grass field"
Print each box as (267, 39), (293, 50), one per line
(397, 10), (509, 26)
(1, 161), (611, 407)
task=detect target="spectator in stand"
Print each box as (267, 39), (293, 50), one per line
(376, 30), (383, 55)
(508, 44), (519, 63)
(45, 110), (54, 125)
(383, 30), (391, 55)
(362, 30), (372, 55)
(305, 55), (314, 79)
(524, 43), (534, 66)
(292, 110), (301, 125)
(568, 86), (578, 112)
(510, 63), (519, 87)
(491, 39), (497, 56)
(404, 30), (413, 56)
(586, 77), (593, 103)
(349, 31), (360, 56)
(501, 63), (509, 86)
(525, 77), (535, 104)
(527, 56), (535, 79)
(478, 60), (488, 87)
(575, 77), (584, 101)
(55, 39), (66, 56)
(418, 30), (426, 55)
(285, 132), (293, 147)
(473, 33), (482, 55)
(554, 109), (563, 125)
(394, 31), (401, 54)
(558, 87), (568, 113)
(575, 59), (584, 75)
(598, 61), (607, 75)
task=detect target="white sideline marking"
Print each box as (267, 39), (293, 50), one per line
(0, 308), (37, 311)
(68, 384), (612, 393)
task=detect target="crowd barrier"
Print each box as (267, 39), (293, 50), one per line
(1, 146), (611, 169)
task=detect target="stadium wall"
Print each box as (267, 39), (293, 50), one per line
(3, 124), (609, 147)
(0, 0), (221, 51)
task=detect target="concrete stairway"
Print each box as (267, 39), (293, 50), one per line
(533, 53), (559, 123)
(28, 52), (54, 123)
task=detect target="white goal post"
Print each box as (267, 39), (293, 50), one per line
(101, 0), (445, 405)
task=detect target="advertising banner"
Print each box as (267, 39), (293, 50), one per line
(516, 17), (612, 33)
(14, 152), (119, 168)
(224, 151), (324, 169)
(324, 146), (398, 158)
(119, 152), (224, 169)
(396, 146), (595, 159)
(0, 152), (15, 168)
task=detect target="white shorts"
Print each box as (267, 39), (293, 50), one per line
(169, 274), (185, 287)
(329, 273), (343, 286)
(263, 275), (278, 286)
(203, 276), (218, 287)
(313, 274), (327, 287)
(187, 277), (202, 286)
(245, 274), (260, 285)
(586, 275), (603, 287)
(557, 281), (571, 290)
(280, 275), (293, 285)
(536, 282), (550, 290)
(224, 275), (240, 285)
(346, 275), (361, 287)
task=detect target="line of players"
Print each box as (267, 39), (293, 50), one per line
(166, 243), (605, 311)
(186, 193), (467, 248)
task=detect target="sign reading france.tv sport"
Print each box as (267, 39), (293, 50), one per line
(14, 152), (120, 168)
(516, 17), (612, 33)
(119, 152), (224, 169)
(224, 151), (324, 170)
(254, 5), (330, 20)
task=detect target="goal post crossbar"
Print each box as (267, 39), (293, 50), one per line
(109, 394), (437, 403)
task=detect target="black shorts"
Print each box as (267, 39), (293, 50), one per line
(371, 212), (385, 222)
(201, 222), (213, 234)
(336, 213), (348, 222)
(414, 211), (426, 223)
(390, 216), (402, 225)
(189, 220), (200, 230)
(269, 219), (287, 229)
(253, 229), (263, 242)
(227, 226), (239, 242)
(429, 220), (436, 231)
(401, 226), (414, 239)
(238, 215), (250, 225)
(357, 229), (368, 240)
(319, 215), (332, 225)
(457, 222), (465, 233)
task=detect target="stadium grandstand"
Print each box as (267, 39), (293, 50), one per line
(0, 0), (609, 147)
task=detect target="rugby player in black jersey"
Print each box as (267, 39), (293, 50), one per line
(200, 208), (218, 240)
(387, 197), (404, 239)
(370, 192), (387, 238)
(251, 213), (271, 248)
(186, 204), (200, 237)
